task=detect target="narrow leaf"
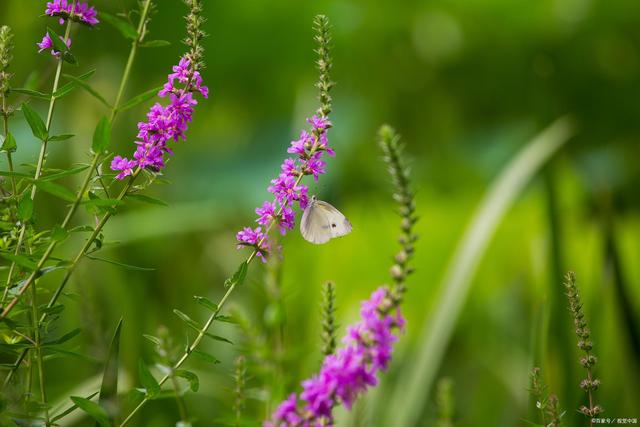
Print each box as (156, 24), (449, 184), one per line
(98, 318), (123, 427)
(174, 370), (199, 392)
(50, 226), (69, 242)
(224, 261), (248, 288)
(44, 328), (81, 346)
(92, 116), (111, 153)
(173, 309), (200, 330)
(17, 196), (34, 221)
(1, 132), (17, 152)
(35, 180), (76, 202)
(70, 396), (111, 427)
(10, 88), (50, 100)
(192, 350), (220, 364)
(50, 392), (99, 423)
(64, 74), (111, 108)
(205, 333), (233, 345)
(100, 12), (138, 40)
(138, 359), (160, 397)
(39, 165), (89, 181)
(117, 86), (162, 112)
(0, 252), (37, 270)
(86, 255), (154, 271)
(49, 134), (75, 142)
(139, 40), (170, 48)
(126, 193), (168, 206)
(193, 296), (218, 312)
(54, 69), (96, 98)
(21, 103), (48, 141)
(47, 27), (70, 53)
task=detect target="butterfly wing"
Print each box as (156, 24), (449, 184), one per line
(300, 200), (333, 244)
(300, 199), (352, 244)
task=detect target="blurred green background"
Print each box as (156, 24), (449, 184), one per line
(1, 0), (639, 425)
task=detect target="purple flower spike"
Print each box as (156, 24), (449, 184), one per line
(265, 287), (404, 426)
(111, 55), (208, 180)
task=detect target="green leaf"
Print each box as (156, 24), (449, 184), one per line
(138, 359), (160, 397)
(92, 117), (111, 153)
(204, 334), (233, 345)
(48, 134), (75, 142)
(117, 86), (162, 112)
(41, 304), (65, 316)
(193, 296), (218, 312)
(10, 88), (51, 100)
(139, 40), (171, 48)
(47, 27), (70, 53)
(192, 350), (220, 364)
(35, 180), (76, 202)
(174, 370), (199, 392)
(100, 12), (138, 40)
(126, 193), (168, 206)
(224, 261), (248, 288)
(17, 196), (34, 221)
(0, 252), (37, 271)
(85, 255), (154, 271)
(50, 226), (69, 242)
(98, 318), (123, 427)
(64, 74), (111, 108)
(0, 170), (30, 178)
(70, 396), (111, 427)
(50, 391), (100, 423)
(54, 69), (96, 98)
(142, 334), (161, 346)
(44, 328), (81, 346)
(214, 315), (237, 324)
(173, 309), (200, 330)
(39, 165), (89, 181)
(82, 197), (124, 208)
(21, 103), (48, 141)
(1, 132), (17, 152)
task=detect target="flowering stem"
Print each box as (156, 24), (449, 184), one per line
(0, 0), (153, 319)
(2, 15), (74, 307)
(30, 270), (50, 426)
(110, 0), (152, 123)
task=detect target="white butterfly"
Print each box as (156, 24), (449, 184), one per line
(300, 196), (352, 244)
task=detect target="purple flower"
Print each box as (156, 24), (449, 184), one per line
(265, 287), (404, 426)
(111, 55), (208, 180)
(36, 32), (71, 56)
(308, 114), (331, 132)
(268, 175), (309, 208)
(110, 156), (137, 180)
(302, 153), (326, 181)
(46, 0), (99, 26)
(287, 130), (313, 156)
(236, 226), (269, 262)
(256, 201), (276, 227)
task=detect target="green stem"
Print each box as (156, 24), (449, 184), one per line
(2, 16), (73, 306)
(119, 111), (330, 427)
(30, 272), (49, 426)
(170, 374), (188, 422)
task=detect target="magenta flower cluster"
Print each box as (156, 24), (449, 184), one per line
(110, 57), (209, 180)
(236, 116), (333, 261)
(265, 287), (405, 426)
(45, 0), (99, 26)
(37, 1), (98, 56)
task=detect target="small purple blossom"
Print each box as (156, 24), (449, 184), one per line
(265, 287), (404, 426)
(302, 153), (326, 181)
(236, 226), (269, 262)
(36, 32), (71, 56)
(46, 0), (99, 26)
(111, 56), (208, 180)
(308, 114), (331, 132)
(110, 156), (137, 180)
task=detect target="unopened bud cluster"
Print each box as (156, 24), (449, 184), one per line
(321, 282), (337, 356)
(378, 125), (418, 303)
(313, 15), (334, 118)
(0, 25), (14, 112)
(564, 271), (602, 421)
(183, 0), (206, 71)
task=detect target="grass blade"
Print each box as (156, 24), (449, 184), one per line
(97, 318), (123, 427)
(388, 117), (576, 427)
